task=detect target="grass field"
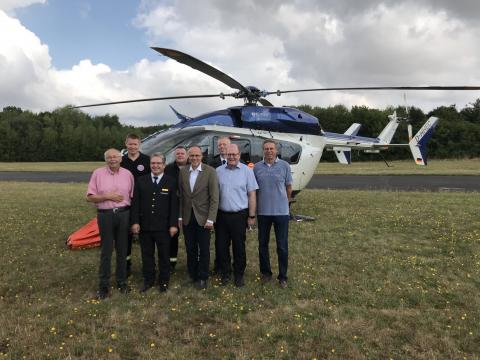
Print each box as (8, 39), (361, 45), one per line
(0, 183), (479, 359)
(1, 158), (479, 176)
(0, 162), (103, 172)
(315, 158), (480, 175)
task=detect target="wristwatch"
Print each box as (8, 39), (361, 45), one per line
(248, 215), (256, 219)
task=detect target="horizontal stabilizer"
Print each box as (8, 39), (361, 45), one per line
(409, 116), (439, 165)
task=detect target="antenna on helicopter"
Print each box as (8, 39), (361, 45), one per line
(403, 93), (413, 141)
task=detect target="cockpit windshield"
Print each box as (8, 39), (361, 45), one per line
(141, 127), (209, 164)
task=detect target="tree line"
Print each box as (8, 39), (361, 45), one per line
(298, 99), (480, 161)
(0, 106), (167, 161)
(1, 100), (479, 162)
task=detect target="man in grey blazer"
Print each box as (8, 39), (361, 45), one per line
(178, 146), (219, 289)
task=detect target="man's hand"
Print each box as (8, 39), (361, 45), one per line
(204, 221), (214, 230)
(247, 217), (256, 228)
(106, 191), (124, 202)
(131, 224), (140, 234)
(169, 226), (178, 237)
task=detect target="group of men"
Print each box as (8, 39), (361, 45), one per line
(86, 134), (292, 300)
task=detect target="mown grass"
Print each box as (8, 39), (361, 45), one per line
(0, 162), (103, 172)
(316, 158), (480, 175)
(1, 158), (480, 175)
(0, 183), (479, 359)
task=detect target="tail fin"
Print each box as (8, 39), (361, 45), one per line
(344, 123), (361, 136)
(333, 146), (352, 164)
(409, 116), (439, 165)
(169, 105), (191, 123)
(377, 111), (401, 144)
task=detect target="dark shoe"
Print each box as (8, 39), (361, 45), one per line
(260, 273), (272, 284)
(118, 284), (131, 294)
(220, 276), (230, 287)
(197, 279), (207, 290)
(159, 283), (168, 293)
(97, 287), (109, 300)
(140, 283), (153, 293)
(279, 279), (288, 289)
(234, 276), (245, 288)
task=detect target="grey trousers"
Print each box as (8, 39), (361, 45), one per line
(97, 210), (130, 289)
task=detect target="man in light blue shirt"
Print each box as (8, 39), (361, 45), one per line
(216, 144), (258, 287)
(254, 139), (292, 288)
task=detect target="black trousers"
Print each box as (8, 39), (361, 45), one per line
(183, 212), (211, 281)
(216, 209), (248, 278)
(170, 231), (179, 265)
(97, 210), (129, 289)
(139, 230), (171, 286)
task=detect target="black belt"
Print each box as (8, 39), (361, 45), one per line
(97, 206), (130, 214)
(219, 209), (248, 215)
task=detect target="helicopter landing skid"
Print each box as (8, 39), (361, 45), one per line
(290, 213), (315, 222)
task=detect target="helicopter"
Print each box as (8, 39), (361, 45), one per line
(75, 47), (480, 196)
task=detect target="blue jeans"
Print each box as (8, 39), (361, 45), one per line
(257, 215), (289, 281)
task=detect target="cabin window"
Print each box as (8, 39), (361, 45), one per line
(277, 140), (302, 164)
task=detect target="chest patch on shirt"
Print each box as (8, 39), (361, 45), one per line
(137, 164), (145, 171)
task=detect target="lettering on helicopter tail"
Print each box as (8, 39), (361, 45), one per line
(409, 117), (439, 166)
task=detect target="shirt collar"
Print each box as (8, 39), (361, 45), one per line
(226, 162), (241, 170)
(106, 166), (120, 175)
(189, 163), (203, 172)
(151, 172), (163, 181)
(262, 157), (279, 165)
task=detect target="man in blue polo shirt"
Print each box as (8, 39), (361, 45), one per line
(216, 144), (258, 287)
(253, 139), (292, 288)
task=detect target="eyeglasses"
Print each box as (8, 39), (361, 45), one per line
(189, 154), (201, 157)
(226, 153), (239, 157)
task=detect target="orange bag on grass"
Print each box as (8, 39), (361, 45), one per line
(67, 217), (101, 249)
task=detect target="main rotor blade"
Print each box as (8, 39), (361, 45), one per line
(74, 93), (232, 108)
(152, 47), (248, 93)
(259, 98), (274, 107)
(267, 85), (480, 96)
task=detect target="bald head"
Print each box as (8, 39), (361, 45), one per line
(226, 143), (240, 167)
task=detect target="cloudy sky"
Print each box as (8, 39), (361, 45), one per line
(1, 0), (479, 126)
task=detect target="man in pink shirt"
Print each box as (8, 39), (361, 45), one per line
(87, 148), (134, 300)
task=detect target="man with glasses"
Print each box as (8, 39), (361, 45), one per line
(216, 144), (258, 287)
(131, 153), (179, 293)
(178, 146), (219, 290)
(87, 148), (134, 300)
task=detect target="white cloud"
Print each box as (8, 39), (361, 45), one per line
(0, 0), (45, 13)
(1, 1), (480, 128)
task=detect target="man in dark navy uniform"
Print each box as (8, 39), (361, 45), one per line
(131, 153), (179, 292)
(121, 133), (151, 276)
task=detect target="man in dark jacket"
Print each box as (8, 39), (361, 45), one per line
(164, 146), (188, 272)
(131, 153), (179, 293)
(121, 133), (151, 276)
